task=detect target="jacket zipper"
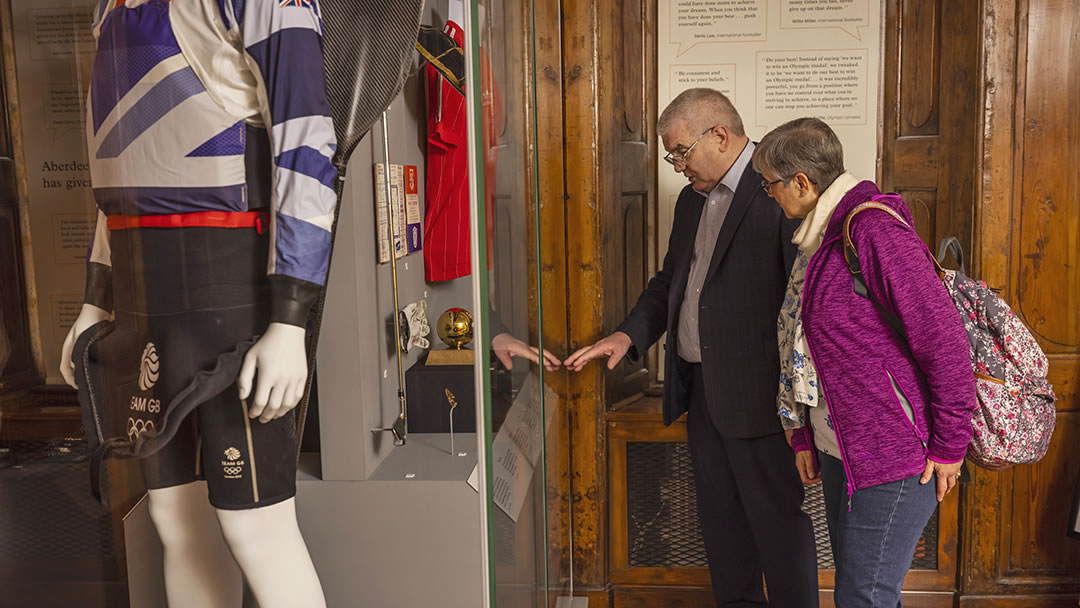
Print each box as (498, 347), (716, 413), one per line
(886, 368), (927, 450)
(802, 237), (857, 511)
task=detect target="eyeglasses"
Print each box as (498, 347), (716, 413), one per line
(663, 125), (719, 166)
(761, 176), (816, 195)
(761, 178), (784, 194)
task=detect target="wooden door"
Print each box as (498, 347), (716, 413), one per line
(964, 0), (1080, 604)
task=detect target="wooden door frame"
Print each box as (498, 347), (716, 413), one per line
(0, 0), (44, 386)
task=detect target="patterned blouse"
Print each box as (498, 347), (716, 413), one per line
(777, 250), (818, 430)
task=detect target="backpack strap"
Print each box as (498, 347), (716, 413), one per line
(936, 236), (966, 275)
(842, 201), (945, 337)
(844, 201), (947, 277)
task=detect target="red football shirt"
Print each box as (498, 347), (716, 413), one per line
(423, 21), (470, 282)
(423, 20), (501, 282)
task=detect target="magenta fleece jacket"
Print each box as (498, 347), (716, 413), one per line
(790, 181), (976, 493)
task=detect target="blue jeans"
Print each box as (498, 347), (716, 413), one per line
(819, 452), (939, 607)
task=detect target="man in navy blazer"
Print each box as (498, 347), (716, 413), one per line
(566, 89), (817, 606)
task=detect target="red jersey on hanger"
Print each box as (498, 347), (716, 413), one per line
(423, 20), (501, 282)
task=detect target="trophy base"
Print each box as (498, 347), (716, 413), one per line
(425, 348), (474, 366)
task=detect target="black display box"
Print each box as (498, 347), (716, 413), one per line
(404, 352), (476, 433)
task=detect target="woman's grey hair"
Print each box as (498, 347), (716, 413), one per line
(751, 117), (845, 190)
(658, 88), (745, 138)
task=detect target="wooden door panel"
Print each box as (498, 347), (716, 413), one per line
(1008, 413), (1080, 573)
(1015, 0), (1079, 352)
(604, 0), (655, 403)
(890, 138), (940, 190)
(1002, 0), (1080, 584)
(899, 0), (940, 137)
(619, 192), (647, 327)
(899, 189), (939, 251)
(968, 0), (1080, 599)
(884, 0), (978, 255)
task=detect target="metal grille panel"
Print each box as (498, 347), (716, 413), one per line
(626, 441), (706, 567)
(801, 481), (836, 568)
(625, 441), (938, 570)
(0, 440), (117, 560)
(913, 506), (939, 570)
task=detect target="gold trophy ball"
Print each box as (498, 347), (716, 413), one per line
(436, 308), (474, 350)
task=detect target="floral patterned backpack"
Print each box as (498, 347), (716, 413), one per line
(843, 201), (1057, 470)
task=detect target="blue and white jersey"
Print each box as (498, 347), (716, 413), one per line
(85, 0), (337, 323)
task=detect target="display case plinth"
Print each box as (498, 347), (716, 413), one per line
(124, 435), (484, 608)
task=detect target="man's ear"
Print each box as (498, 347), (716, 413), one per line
(711, 124), (729, 152)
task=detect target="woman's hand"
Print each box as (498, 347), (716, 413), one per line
(795, 451), (820, 484)
(920, 457), (962, 501)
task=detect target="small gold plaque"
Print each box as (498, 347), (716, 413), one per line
(426, 348), (474, 366)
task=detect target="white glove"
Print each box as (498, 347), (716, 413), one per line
(403, 300), (430, 350)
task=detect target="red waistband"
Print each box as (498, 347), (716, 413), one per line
(107, 211), (267, 233)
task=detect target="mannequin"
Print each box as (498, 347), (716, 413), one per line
(59, 0), (334, 605)
(63, 310), (320, 606)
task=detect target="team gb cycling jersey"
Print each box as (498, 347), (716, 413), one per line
(84, 0), (337, 326)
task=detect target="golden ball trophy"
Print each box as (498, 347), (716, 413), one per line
(426, 308), (474, 366)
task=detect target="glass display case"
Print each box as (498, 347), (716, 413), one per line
(0, 0), (559, 605)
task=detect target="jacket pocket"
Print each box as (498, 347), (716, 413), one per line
(885, 366), (927, 450)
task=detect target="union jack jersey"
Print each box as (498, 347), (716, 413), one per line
(85, 0), (337, 326)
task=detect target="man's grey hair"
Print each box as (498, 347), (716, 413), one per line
(658, 88), (746, 139)
(751, 117), (845, 189)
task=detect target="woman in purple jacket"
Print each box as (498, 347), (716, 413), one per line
(752, 118), (976, 606)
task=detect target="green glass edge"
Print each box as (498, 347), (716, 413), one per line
(527, 0), (550, 602)
(465, 1), (496, 605)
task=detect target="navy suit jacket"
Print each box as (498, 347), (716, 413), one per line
(616, 161), (799, 436)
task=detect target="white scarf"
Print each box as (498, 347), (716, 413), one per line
(792, 172), (861, 254)
(777, 172), (862, 426)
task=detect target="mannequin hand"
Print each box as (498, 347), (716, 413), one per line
(563, 331), (632, 372)
(491, 332), (561, 372)
(795, 451), (820, 484)
(59, 303), (111, 388)
(920, 457), (962, 501)
(237, 323), (308, 423)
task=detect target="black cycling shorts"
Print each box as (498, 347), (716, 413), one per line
(94, 226), (297, 510)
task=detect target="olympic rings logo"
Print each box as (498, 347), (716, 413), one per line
(127, 417), (156, 441)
